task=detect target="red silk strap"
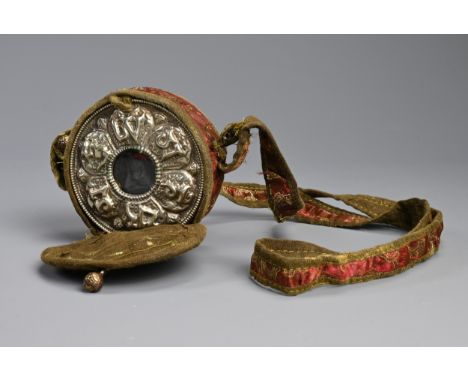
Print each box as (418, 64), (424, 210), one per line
(217, 117), (443, 295)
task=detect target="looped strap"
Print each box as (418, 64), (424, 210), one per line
(217, 116), (304, 221)
(217, 118), (443, 295)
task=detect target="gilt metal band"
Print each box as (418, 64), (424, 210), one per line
(69, 99), (205, 232)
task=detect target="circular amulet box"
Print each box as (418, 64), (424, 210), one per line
(42, 87), (443, 295)
(44, 87), (225, 281)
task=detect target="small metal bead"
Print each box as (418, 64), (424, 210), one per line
(83, 271), (105, 293)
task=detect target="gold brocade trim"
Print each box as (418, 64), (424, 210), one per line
(252, 219), (442, 268)
(250, 245), (438, 296)
(251, 233), (440, 273)
(221, 182), (370, 224)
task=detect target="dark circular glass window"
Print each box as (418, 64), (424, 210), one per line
(113, 149), (156, 195)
